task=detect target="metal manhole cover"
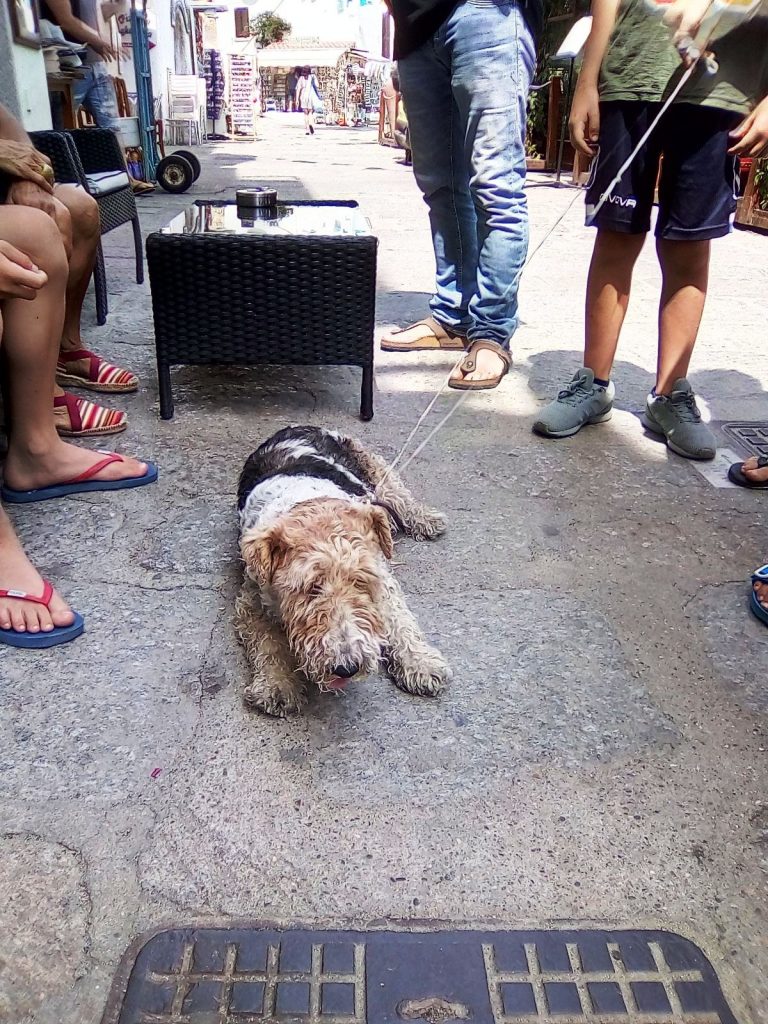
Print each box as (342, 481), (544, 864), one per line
(720, 422), (768, 459)
(102, 925), (740, 1023)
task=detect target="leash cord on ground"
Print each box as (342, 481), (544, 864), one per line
(384, 187), (584, 480)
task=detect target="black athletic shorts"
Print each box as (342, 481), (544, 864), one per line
(585, 101), (742, 241)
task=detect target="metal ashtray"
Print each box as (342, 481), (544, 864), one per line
(236, 204), (277, 224)
(236, 187), (278, 208)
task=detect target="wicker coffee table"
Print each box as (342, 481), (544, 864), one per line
(146, 200), (377, 420)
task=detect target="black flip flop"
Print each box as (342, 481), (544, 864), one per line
(728, 454), (768, 488)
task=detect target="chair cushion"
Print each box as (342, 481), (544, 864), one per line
(84, 171), (131, 196)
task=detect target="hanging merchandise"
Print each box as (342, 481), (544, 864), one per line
(204, 48), (227, 138)
(194, 10), (204, 68)
(228, 53), (257, 138)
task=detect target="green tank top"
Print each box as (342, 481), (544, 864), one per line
(599, 0), (768, 114)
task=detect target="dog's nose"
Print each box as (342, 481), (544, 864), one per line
(331, 664), (359, 679)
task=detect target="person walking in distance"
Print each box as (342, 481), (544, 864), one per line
(381, 0), (543, 390)
(285, 67), (300, 113)
(297, 67), (322, 135)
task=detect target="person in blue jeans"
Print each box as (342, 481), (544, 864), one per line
(41, 0), (155, 194)
(42, 0), (119, 128)
(381, 0), (542, 390)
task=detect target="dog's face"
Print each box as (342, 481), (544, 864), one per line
(241, 499), (393, 689)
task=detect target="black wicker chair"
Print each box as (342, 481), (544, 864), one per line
(30, 129), (143, 325)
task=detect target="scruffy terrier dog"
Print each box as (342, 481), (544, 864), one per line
(235, 426), (450, 716)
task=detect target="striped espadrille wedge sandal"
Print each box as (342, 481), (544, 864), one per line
(56, 348), (138, 394)
(54, 392), (127, 438)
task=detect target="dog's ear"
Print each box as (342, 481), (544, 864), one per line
(369, 505), (394, 560)
(240, 525), (282, 586)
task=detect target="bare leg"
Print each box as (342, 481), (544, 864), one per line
(52, 185), (137, 391)
(655, 238), (709, 395)
(584, 229), (646, 381)
(382, 573), (450, 696)
(0, 294), (73, 634)
(0, 206), (147, 491)
(235, 580), (306, 716)
(338, 435), (446, 540)
(55, 185), (99, 351)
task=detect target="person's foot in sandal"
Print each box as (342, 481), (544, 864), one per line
(381, 316), (467, 352)
(751, 565), (768, 626)
(728, 455), (768, 488)
(3, 436), (151, 496)
(53, 388), (128, 438)
(448, 340), (511, 391)
(57, 346), (139, 394)
(0, 509), (76, 638)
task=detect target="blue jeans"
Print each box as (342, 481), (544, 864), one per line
(73, 62), (120, 132)
(398, 0), (535, 348)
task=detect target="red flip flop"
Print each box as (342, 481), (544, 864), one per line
(0, 581), (84, 649)
(1, 452), (158, 504)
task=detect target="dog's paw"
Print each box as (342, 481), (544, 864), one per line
(388, 647), (451, 697)
(243, 681), (306, 718)
(408, 508), (447, 542)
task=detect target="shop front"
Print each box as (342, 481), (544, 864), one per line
(257, 40), (376, 124)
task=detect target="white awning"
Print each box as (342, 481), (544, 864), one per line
(257, 47), (349, 68)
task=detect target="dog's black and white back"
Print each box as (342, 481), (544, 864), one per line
(237, 427), (375, 539)
(238, 426), (373, 509)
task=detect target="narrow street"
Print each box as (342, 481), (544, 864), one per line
(1, 115), (766, 1024)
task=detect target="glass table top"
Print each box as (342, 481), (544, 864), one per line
(161, 201), (373, 238)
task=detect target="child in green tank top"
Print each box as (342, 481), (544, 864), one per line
(533, 0), (768, 462)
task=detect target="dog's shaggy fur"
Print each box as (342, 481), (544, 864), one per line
(235, 426), (450, 716)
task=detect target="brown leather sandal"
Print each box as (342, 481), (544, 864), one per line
(381, 316), (467, 352)
(448, 340), (512, 391)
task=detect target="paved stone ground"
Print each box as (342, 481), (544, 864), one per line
(1, 114), (767, 1024)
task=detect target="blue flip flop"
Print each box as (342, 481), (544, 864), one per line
(750, 565), (768, 626)
(1, 452), (158, 504)
(0, 581), (85, 649)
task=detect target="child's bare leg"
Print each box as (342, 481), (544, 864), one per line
(584, 229), (646, 380)
(655, 238), (710, 394)
(532, 229), (646, 439)
(642, 237), (715, 460)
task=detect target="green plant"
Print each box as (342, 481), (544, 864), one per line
(250, 12), (292, 46)
(526, 0), (590, 160)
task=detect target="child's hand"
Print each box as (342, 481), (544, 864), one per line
(0, 241), (48, 300)
(569, 82), (600, 158)
(729, 96), (768, 157)
(661, 0), (713, 62)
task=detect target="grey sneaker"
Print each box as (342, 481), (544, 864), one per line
(641, 378), (716, 460)
(533, 368), (615, 438)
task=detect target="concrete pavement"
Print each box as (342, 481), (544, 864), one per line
(0, 114), (766, 1024)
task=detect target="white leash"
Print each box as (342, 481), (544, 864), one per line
(383, 187), (584, 479)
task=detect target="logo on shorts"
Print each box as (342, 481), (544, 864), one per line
(601, 192), (637, 209)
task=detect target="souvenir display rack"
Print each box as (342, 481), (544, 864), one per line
(229, 53), (257, 138)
